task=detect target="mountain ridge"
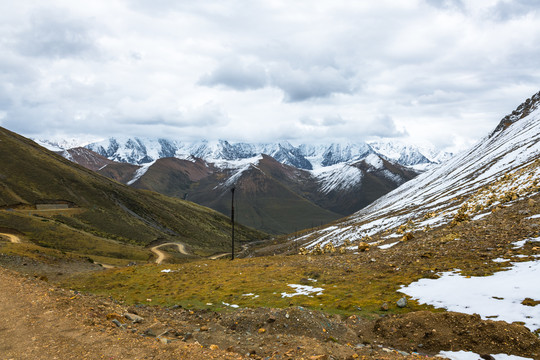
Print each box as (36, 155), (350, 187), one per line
(38, 137), (451, 172)
(292, 90), (540, 249)
(0, 126), (265, 259)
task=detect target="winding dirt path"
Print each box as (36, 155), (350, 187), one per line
(0, 232), (21, 243)
(208, 252), (230, 260)
(150, 242), (189, 264)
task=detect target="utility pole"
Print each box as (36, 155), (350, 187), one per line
(231, 187), (235, 260)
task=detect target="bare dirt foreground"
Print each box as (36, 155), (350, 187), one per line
(0, 267), (448, 360)
(0, 266), (238, 360)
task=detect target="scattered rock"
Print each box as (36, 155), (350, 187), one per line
(396, 297), (407, 308)
(380, 302), (389, 311)
(159, 337), (173, 344)
(400, 232), (414, 242)
(199, 325), (209, 332)
(111, 319), (125, 328)
(209, 344), (219, 350)
(521, 298), (540, 306)
(106, 313), (124, 323)
(357, 242), (369, 252)
(143, 323), (171, 338)
(258, 328), (266, 334)
(124, 312), (144, 323)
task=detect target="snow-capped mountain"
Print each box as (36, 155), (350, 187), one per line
(295, 90), (540, 248)
(367, 139), (453, 171)
(34, 136), (102, 153)
(83, 137), (447, 172)
(38, 130), (450, 234)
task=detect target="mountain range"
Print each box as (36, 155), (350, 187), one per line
(294, 90), (540, 249)
(0, 127), (264, 261)
(37, 137), (451, 172)
(37, 137), (451, 234)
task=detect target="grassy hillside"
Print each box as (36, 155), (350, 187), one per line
(0, 127), (266, 259)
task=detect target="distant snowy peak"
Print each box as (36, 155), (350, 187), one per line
(313, 163), (364, 194)
(367, 139), (453, 169)
(78, 137), (446, 171)
(318, 143), (373, 167)
(35, 137), (101, 152)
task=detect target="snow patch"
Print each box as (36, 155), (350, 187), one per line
(401, 260), (540, 331)
(439, 350), (533, 360)
(513, 236), (540, 249)
(378, 241), (399, 249)
(313, 164), (363, 194)
(281, 284), (324, 298)
(363, 153), (384, 170)
(127, 161), (155, 185)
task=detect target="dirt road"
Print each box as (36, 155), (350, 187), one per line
(208, 252), (230, 260)
(150, 242), (189, 264)
(0, 232), (21, 243)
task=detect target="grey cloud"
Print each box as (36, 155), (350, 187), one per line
(15, 9), (96, 59)
(367, 115), (408, 138)
(425, 0), (465, 11)
(323, 115), (346, 126)
(299, 116), (318, 126)
(198, 59), (268, 90)
(271, 66), (352, 102)
(182, 102), (230, 127)
(200, 60), (355, 103)
(490, 0), (539, 21)
(299, 115), (347, 127)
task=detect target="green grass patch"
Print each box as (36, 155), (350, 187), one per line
(63, 254), (436, 317)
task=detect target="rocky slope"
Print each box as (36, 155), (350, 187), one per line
(294, 90), (540, 248)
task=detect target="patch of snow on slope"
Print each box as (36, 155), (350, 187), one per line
(281, 284), (324, 298)
(363, 154), (384, 170)
(378, 241), (399, 249)
(513, 236), (540, 249)
(401, 260), (540, 331)
(221, 156), (263, 187)
(296, 103), (540, 246)
(439, 351), (532, 360)
(127, 161), (155, 185)
(313, 163), (363, 194)
(211, 155), (263, 170)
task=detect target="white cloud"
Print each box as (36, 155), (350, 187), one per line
(0, 0), (539, 152)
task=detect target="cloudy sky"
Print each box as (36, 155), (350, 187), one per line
(1, 0), (539, 152)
